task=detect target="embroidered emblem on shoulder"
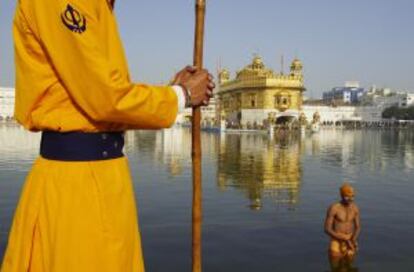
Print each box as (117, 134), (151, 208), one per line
(61, 4), (87, 34)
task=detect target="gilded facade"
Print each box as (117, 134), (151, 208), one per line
(216, 56), (305, 127)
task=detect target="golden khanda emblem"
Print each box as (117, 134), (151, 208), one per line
(61, 4), (87, 34)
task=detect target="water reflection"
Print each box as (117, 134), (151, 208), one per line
(122, 128), (414, 211)
(1, 125), (414, 271)
(218, 132), (302, 210)
(0, 124), (41, 171)
(305, 130), (414, 173)
(329, 257), (359, 272)
(124, 128), (218, 176)
(125, 128), (305, 210)
(2, 126), (414, 201)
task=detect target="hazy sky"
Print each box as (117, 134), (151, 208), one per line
(1, 0), (414, 97)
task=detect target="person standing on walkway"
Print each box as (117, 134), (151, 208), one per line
(1, 0), (214, 271)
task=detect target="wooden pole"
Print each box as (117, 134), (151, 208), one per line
(192, 1), (205, 271)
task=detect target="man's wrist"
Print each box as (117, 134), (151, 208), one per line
(178, 84), (192, 108)
(171, 85), (187, 112)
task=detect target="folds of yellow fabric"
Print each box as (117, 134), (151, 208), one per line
(14, 0), (178, 132)
(329, 239), (355, 259)
(1, 157), (145, 272)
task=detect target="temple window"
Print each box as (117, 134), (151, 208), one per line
(250, 94), (256, 107)
(274, 95), (281, 107)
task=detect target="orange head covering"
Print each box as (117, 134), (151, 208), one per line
(340, 183), (355, 197)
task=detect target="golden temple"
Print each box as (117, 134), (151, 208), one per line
(216, 55), (305, 127)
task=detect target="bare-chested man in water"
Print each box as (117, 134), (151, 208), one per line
(324, 184), (361, 261)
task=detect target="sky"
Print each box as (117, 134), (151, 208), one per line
(1, 0), (414, 98)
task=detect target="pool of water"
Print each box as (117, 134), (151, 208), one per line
(1, 125), (414, 271)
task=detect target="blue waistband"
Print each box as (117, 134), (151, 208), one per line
(40, 131), (125, 161)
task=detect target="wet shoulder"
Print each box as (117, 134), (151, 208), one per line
(328, 203), (341, 214)
(351, 203), (360, 213)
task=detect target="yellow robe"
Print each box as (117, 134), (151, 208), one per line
(13, 0), (178, 132)
(2, 0), (178, 271)
(2, 157), (144, 271)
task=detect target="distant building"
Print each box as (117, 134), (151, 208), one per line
(175, 97), (217, 126)
(360, 86), (396, 107)
(361, 86), (414, 108)
(302, 105), (359, 124)
(304, 86), (414, 124)
(399, 92), (414, 107)
(323, 82), (365, 105)
(302, 105), (383, 124)
(0, 87), (15, 121)
(216, 55), (305, 127)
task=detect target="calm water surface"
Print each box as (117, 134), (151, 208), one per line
(1, 124), (414, 271)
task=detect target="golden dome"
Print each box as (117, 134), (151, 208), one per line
(248, 55), (265, 70)
(234, 55), (274, 79)
(218, 68), (230, 83)
(220, 68), (230, 76)
(252, 55), (264, 66)
(291, 58), (303, 69)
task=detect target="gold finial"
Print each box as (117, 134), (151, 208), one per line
(251, 54), (264, 70)
(291, 58), (303, 69)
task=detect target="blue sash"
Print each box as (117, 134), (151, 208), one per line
(40, 131), (125, 161)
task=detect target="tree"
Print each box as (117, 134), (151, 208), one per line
(382, 105), (414, 120)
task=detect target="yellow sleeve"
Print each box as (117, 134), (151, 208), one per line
(25, 0), (178, 129)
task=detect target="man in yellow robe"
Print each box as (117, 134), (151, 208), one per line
(1, 0), (214, 271)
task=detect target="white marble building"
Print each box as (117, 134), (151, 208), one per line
(302, 105), (384, 124)
(175, 97), (217, 126)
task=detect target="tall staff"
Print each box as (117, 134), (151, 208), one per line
(192, 0), (206, 271)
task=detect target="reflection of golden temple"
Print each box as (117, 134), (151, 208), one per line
(217, 133), (302, 209)
(123, 129), (414, 185)
(217, 55), (305, 127)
